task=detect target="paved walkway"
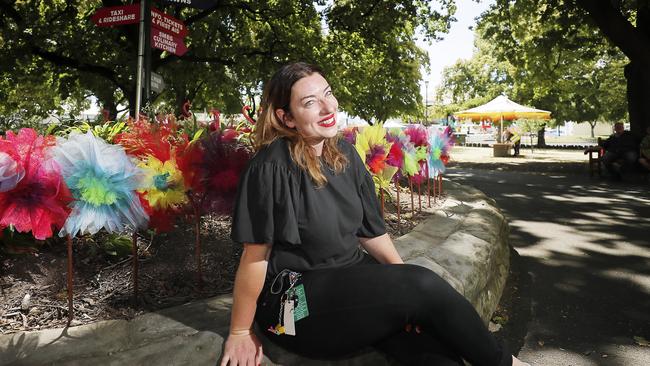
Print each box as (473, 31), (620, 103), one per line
(447, 146), (650, 365)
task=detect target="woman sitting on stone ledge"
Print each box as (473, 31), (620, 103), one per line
(220, 62), (529, 366)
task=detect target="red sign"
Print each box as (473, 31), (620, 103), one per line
(91, 4), (140, 27)
(151, 28), (188, 56)
(151, 7), (188, 37)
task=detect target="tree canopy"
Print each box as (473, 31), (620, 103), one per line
(0, 0), (456, 124)
(435, 15), (627, 125)
(475, 0), (648, 136)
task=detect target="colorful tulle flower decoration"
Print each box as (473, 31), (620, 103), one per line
(355, 123), (398, 193)
(386, 129), (419, 178)
(0, 129), (72, 239)
(182, 131), (253, 215)
(341, 126), (359, 145)
(115, 116), (189, 162)
(116, 116), (190, 232)
(427, 127), (453, 178)
(53, 132), (149, 237)
(404, 125), (429, 149)
(0, 151), (25, 192)
(404, 125), (430, 183)
(138, 156), (188, 210)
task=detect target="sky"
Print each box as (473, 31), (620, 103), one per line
(418, 0), (495, 104)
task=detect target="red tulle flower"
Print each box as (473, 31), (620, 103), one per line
(181, 131), (252, 215)
(386, 141), (404, 170)
(412, 172), (427, 184)
(138, 194), (176, 233)
(0, 129), (72, 240)
(115, 116), (189, 162)
(366, 145), (387, 174)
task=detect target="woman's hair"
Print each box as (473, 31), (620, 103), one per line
(253, 62), (348, 186)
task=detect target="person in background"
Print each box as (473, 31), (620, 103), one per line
(220, 62), (530, 366)
(601, 122), (639, 180)
(638, 126), (650, 173)
(503, 128), (521, 157)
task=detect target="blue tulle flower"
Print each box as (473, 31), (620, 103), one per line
(427, 128), (452, 178)
(53, 132), (149, 237)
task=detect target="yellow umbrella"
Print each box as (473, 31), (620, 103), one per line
(454, 95), (551, 142)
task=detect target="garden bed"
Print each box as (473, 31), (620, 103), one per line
(0, 186), (441, 334)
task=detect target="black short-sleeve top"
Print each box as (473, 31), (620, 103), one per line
(231, 137), (386, 279)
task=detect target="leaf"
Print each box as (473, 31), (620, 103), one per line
(634, 336), (650, 347)
(192, 129), (205, 142)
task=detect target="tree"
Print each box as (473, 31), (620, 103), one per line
(478, 0), (646, 137)
(0, 0), (456, 123)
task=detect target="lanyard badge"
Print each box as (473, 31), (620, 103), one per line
(268, 271), (309, 336)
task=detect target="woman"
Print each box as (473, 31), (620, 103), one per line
(221, 62), (528, 366)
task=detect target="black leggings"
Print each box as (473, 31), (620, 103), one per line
(255, 259), (511, 366)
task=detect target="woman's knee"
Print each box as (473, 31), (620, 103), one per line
(396, 265), (462, 307)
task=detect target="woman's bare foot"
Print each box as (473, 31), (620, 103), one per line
(512, 355), (531, 366)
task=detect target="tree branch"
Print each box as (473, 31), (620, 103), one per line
(575, 0), (650, 65)
(31, 46), (129, 92)
(184, 0), (224, 26)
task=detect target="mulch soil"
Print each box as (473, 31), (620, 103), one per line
(1, 185), (441, 335)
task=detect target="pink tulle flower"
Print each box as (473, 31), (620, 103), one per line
(0, 129), (72, 240)
(341, 127), (359, 145)
(404, 125), (429, 148)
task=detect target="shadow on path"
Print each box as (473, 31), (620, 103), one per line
(448, 163), (650, 365)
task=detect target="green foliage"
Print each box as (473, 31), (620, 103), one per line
(0, 1), (456, 125)
(52, 120), (127, 143)
(100, 233), (133, 259)
(433, 34), (515, 119)
(433, 8), (628, 130)
(516, 119), (547, 134)
(476, 0), (629, 125)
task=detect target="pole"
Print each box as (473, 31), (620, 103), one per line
(144, 0), (152, 104)
(132, 231), (139, 303)
(424, 81), (429, 125)
(500, 115), (504, 143)
(66, 235), (74, 323)
(135, 0), (146, 120)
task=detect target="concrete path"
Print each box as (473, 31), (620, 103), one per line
(447, 147), (650, 366)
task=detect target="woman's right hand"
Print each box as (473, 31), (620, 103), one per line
(219, 332), (263, 366)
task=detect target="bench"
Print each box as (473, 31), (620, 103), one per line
(584, 146), (604, 177)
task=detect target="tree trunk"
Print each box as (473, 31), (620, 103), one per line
(589, 121), (596, 138)
(100, 98), (118, 121)
(576, 0), (650, 138)
(625, 62), (650, 138)
(537, 127), (546, 147)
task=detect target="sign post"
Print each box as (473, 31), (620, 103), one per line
(150, 72), (166, 94)
(134, 0), (147, 120)
(151, 28), (188, 56)
(93, 1), (190, 119)
(91, 4), (140, 26)
(144, 0), (152, 106)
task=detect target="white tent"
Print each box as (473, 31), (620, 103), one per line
(454, 95), (551, 142)
(383, 120), (406, 128)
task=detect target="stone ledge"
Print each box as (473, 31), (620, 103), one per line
(0, 180), (510, 366)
